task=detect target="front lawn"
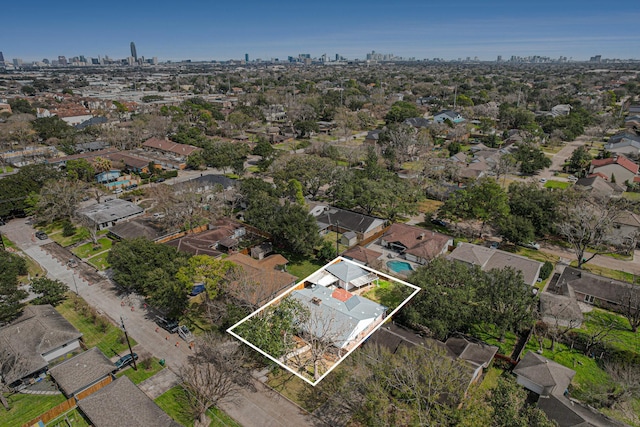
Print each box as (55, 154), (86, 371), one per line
(116, 357), (164, 384)
(623, 192), (640, 202)
(286, 257), (325, 281)
(86, 251), (111, 270)
(72, 238), (113, 259)
(544, 180), (571, 189)
(0, 393), (67, 427)
(265, 369), (317, 412)
(155, 386), (242, 427)
(56, 294), (134, 357)
(570, 262), (635, 283)
(45, 408), (90, 427)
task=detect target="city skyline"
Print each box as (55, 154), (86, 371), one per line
(3, 0), (640, 62)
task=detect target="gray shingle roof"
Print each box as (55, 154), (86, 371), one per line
(78, 199), (144, 227)
(78, 376), (180, 427)
(49, 347), (116, 396)
(325, 262), (369, 283)
(0, 305), (82, 384)
(514, 351), (575, 396)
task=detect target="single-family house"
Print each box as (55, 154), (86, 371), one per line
(77, 376), (181, 427)
(165, 218), (252, 257)
(551, 267), (639, 314)
(309, 204), (386, 243)
(574, 176), (625, 198)
(380, 223), (453, 264)
(624, 115), (640, 134)
(538, 291), (584, 328)
(369, 323), (497, 395)
(515, 352), (623, 427)
(305, 260), (379, 292)
(403, 117), (432, 129)
(108, 218), (168, 241)
(604, 132), (640, 156)
(590, 154), (638, 186)
(514, 351), (575, 397)
(0, 305), (82, 388)
(77, 198), (144, 230)
(364, 129), (383, 146)
(433, 110), (465, 124)
(142, 137), (202, 162)
(225, 252), (297, 307)
(49, 347), (116, 397)
(551, 104), (572, 117)
(611, 210), (640, 248)
(291, 284), (387, 349)
(341, 245), (383, 266)
(447, 242), (543, 286)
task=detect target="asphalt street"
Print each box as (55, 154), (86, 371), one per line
(0, 218), (321, 427)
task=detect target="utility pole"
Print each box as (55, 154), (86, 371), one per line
(335, 220), (340, 256)
(120, 316), (137, 370)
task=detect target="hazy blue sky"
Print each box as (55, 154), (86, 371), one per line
(3, 0), (640, 62)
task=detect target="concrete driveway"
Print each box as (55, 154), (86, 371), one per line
(0, 218), (323, 427)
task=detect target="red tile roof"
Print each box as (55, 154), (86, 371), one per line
(142, 138), (201, 157)
(591, 155), (639, 174)
(331, 288), (354, 302)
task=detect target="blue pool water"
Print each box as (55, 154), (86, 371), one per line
(387, 260), (413, 273)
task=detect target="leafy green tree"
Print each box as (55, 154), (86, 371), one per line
(0, 251), (28, 324)
(66, 159), (96, 182)
(498, 215), (535, 245)
(440, 177), (509, 234)
(8, 98), (35, 114)
(567, 146), (592, 177)
(480, 267), (535, 339)
(508, 182), (559, 236)
(0, 164), (62, 218)
(385, 101), (420, 123)
(271, 154), (336, 198)
(513, 141), (551, 175)
(176, 255), (237, 300)
(489, 376), (556, 427)
(398, 258), (479, 339)
(30, 278), (68, 306)
(202, 140), (249, 174)
(293, 119), (319, 139)
(317, 240), (337, 262)
(32, 116), (76, 140)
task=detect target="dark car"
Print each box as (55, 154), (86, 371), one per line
(156, 178), (165, 183)
(430, 218), (447, 227)
(189, 284), (206, 297)
(156, 316), (179, 333)
(114, 352), (138, 369)
(0, 219), (5, 226)
(35, 231), (48, 240)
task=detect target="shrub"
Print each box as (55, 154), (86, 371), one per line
(540, 261), (554, 280)
(62, 220), (76, 237)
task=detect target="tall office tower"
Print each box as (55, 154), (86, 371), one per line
(0, 51), (4, 65)
(58, 56), (67, 65)
(130, 42), (137, 61)
(245, 53), (249, 62)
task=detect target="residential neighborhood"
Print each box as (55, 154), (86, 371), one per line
(1, 58), (640, 427)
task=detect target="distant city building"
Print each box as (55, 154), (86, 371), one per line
(12, 58), (22, 67)
(590, 54), (602, 63)
(245, 53), (249, 62)
(0, 51), (4, 65)
(497, 55), (502, 62)
(130, 42), (137, 61)
(58, 55), (67, 65)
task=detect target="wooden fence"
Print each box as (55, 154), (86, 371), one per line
(21, 375), (113, 427)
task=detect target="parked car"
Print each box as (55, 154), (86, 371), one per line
(114, 352), (138, 369)
(67, 259), (78, 268)
(156, 178), (165, 183)
(489, 241), (500, 249)
(430, 218), (447, 227)
(35, 231), (48, 240)
(113, 188), (123, 194)
(189, 284), (206, 297)
(522, 241), (540, 250)
(156, 316), (179, 333)
(539, 178), (547, 184)
(567, 175), (578, 182)
(0, 219), (5, 226)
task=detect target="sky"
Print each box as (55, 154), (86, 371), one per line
(3, 0), (640, 62)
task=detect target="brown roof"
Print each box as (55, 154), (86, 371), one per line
(591, 155), (639, 174)
(342, 245), (383, 265)
(142, 137), (201, 157)
(225, 253), (297, 306)
(49, 347), (115, 396)
(78, 376), (180, 427)
(382, 223), (452, 261)
(164, 219), (242, 256)
(331, 288), (354, 302)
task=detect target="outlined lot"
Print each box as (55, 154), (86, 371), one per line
(228, 256), (420, 386)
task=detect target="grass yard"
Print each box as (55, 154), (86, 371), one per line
(544, 180), (572, 190)
(0, 165), (14, 173)
(516, 247), (560, 264)
(56, 295), (134, 357)
(362, 280), (412, 310)
(48, 227), (91, 248)
(0, 393), (67, 427)
(418, 198), (443, 214)
(265, 369), (317, 412)
(116, 358), (164, 384)
(623, 192), (640, 202)
(322, 232), (348, 255)
(469, 323), (519, 356)
(45, 408), (90, 427)
(570, 262), (635, 283)
(286, 257), (325, 281)
(72, 237), (113, 259)
(86, 251), (111, 270)
(581, 309), (640, 354)
(155, 386), (242, 427)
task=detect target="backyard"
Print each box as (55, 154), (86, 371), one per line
(0, 393), (67, 427)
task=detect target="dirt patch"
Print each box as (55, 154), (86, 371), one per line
(42, 242), (109, 285)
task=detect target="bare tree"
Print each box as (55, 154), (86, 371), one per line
(557, 193), (629, 268)
(33, 179), (84, 223)
(178, 333), (251, 426)
(0, 350), (29, 410)
(620, 282), (640, 333)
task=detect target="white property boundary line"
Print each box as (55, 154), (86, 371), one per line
(227, 256), (421, 386)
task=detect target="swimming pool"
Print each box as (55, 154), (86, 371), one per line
(387, 260), (413, 273)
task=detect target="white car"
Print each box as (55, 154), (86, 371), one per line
(567, 175), (578, 182)
(539, 178), (547, 184)
(522, 241), (541, 250)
